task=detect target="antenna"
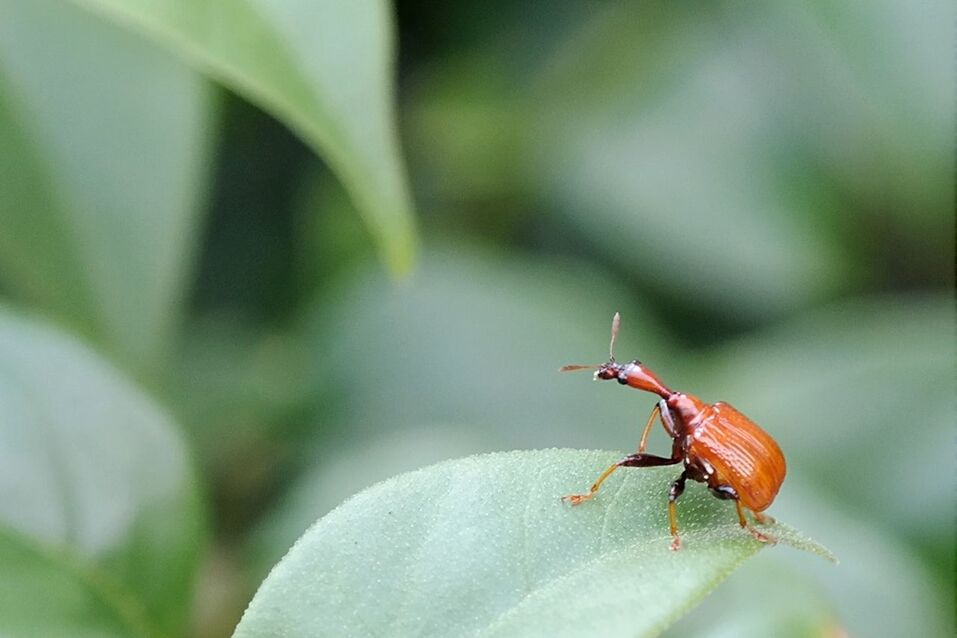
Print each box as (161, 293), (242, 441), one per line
(608, 312), (621, 361)
(559, 312), (622, 373)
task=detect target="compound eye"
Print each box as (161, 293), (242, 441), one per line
(595, 366), (617, 381)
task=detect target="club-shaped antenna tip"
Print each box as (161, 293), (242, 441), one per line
(609, 312), (622, 360)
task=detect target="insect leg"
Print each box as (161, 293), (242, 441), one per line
(636, 404), (660, 453)
(668, 470), (690, 551)
(710, 484), (738, 501)
(561, 452), (679, 505)
(658, 400), (676, 437)
(637, 400), (675, 453)
(734, 500), (776, 545)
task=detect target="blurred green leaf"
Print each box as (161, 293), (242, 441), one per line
(513, 0), (950, 317)
(0, 0), (212, 374)
(289, 169), (378, 300)
(407, 51), (529, 205)
(71, 0), (418, 274)
(0, 528), (152, 638)
(793, 0), (952, 224)
(163, 315), (310, 539)
(0, 306), (205, 636)
(305, 245), (675, 453)
(663, 556), (842, 638)
(236, 450), (831, 637)
(766, 480), (952, 638)
(168, 315), (308, 456)
(527, 3), (852, 321)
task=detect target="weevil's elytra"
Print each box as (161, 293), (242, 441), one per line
(560, 313), (786, 551)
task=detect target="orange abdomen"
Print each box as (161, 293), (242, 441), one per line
(688, 402), (786, 511)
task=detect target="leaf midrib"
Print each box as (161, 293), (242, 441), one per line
(0, 69), (103, 334)
(0, 353), (79, 549)
(0, 524), (160, 638)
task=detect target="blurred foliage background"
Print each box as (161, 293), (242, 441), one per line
(0, 0), (952, 636)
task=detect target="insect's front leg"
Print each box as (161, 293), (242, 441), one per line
(668, 470), (690, 551)
(561, 452), (680, 505)
(637, 400), (676, 453)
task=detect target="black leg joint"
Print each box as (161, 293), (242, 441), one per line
(669, 471), (689, 502)
(709, 484), (738, 501)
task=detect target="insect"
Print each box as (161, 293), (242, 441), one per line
(560, 313), (786, 550)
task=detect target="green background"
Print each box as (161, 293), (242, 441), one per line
(0, 0), (952, 636)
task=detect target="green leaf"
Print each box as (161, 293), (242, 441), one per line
(247, 424), (499, 579)
(0, 0), (212, 373)
(235, 449), (831, 637)
(0, 306), (205, 636)
(69, 0), (418, 274)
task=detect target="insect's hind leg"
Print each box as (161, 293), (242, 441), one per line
(710, 485), (775, 544)
(734, 500), (775, 544)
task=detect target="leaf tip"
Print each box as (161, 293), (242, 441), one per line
(380, 215), (418, 279)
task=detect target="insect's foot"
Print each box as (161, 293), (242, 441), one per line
(747, 526), (776, 544)
(669, 536), (682, 551)
(561, 493), (592, 506)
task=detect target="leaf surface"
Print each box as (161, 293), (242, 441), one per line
(236, 449), (831, 637)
